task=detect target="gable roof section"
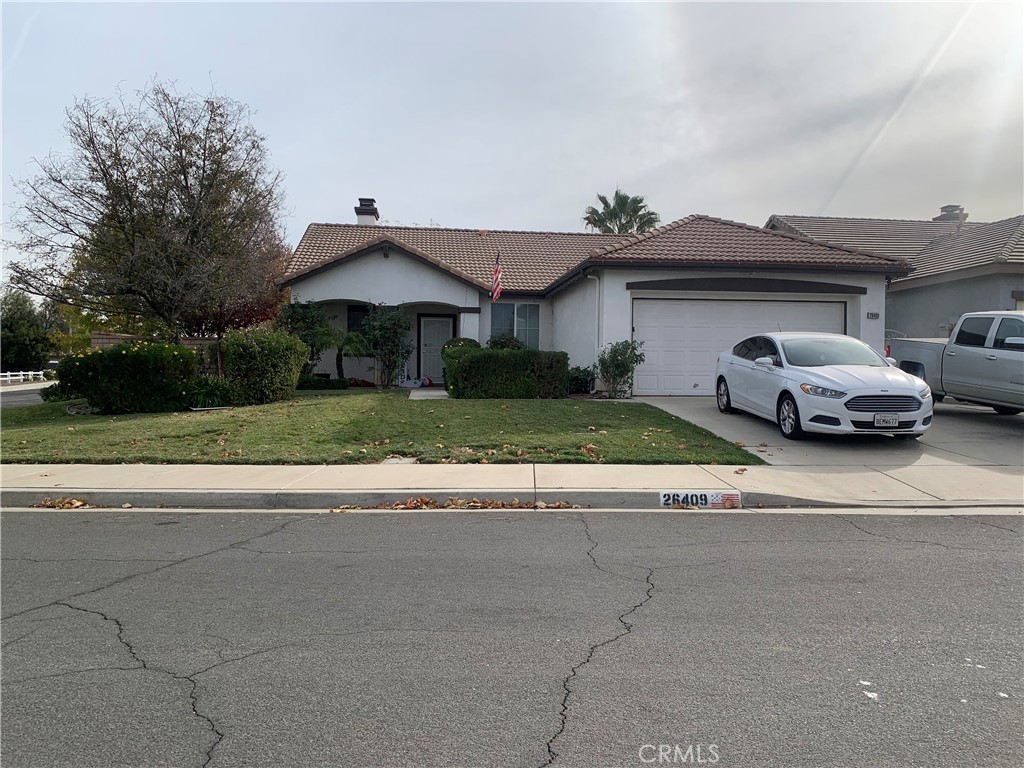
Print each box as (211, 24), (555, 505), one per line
(286, 223), (624, 293)
(901, 215), (1024, 282)
(281, 232), (492, 290)
(557, 214), (909, 283)
(286, 216), (911, 296)
(766, 214), (980, 261)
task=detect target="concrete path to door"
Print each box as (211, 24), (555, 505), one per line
(637, 396), (1024, 469)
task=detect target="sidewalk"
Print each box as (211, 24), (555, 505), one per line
(1, 461), (1021, 510)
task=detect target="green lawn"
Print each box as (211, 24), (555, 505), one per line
(0, 391), (763, 466)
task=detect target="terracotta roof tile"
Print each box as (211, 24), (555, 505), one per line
(286, 216), (910, 295)
(576, 215), (909, 271)
(286, 223), (624, 293)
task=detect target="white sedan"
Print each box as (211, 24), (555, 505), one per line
(715, 332), (932, 440)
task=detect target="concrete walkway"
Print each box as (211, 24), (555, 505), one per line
(1, 461), (1021, 511)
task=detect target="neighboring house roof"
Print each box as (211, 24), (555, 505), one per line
(766, 212), (1024, 283)
(765, 214), (980, 261)
(285, 216), (911, 295)
(906, 215), (1024, 282)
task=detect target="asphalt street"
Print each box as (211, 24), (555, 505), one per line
(1, 510), (1021, 768)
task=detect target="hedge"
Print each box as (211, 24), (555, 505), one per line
(56, 342), (197, 413)
(222, 328), (308, 405)
(443, 348), (568, 399)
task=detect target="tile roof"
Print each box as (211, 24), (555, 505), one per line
(285, 216), (911, 295)
(901, 215), (1024, 282)
(285, 223), (624, 293)
(766, 214), (980, 261)
(574, 215), (907, 273)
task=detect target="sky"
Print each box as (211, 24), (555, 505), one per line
(2, 1), (1022, 254)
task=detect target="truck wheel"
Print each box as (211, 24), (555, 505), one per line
(992, 406), (1022, 415)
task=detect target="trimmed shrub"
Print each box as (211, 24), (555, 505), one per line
(487, 332), (525, 350)
(596, 339), (645, 399)
(442, 337), (481, 352)
(222, 328), (308, 405)
(444, 348), (568, 399)
(186, 375), (233, 408)
(568, 365), (596, 395)
(297, 374), (350, 390)
(57, 343), (197, 413)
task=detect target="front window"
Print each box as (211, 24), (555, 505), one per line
(781, 337), (885, 367)
(491, 303), (540, 349)
(994, 317), (1024, 350)
(953, 317), (993, 347)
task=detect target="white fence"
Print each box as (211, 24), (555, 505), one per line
(0, 371), (47, 384)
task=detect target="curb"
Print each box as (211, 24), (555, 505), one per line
(2, 488), (1020, 511)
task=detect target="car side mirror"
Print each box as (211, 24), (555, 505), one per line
(1002, 337), (1024, 351)
(754, 356), (775, 368)
(885, 357), (897, 366)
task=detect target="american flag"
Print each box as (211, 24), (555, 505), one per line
(491, 252), (503, 302)
(711, 492), (742, 509)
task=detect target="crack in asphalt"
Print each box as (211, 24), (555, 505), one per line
(45, 601), (295, 768)
(538, 515), (656, 767)
(2, 557), (177, 564)
(2, 664), (143, 685)
(1, 515), (315, 622)
(838, 516), (1012, 552)
(951, 517), (1021, 534)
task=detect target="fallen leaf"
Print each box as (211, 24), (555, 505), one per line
(734, 467), (748, 474)
(734, 441), (746, 447)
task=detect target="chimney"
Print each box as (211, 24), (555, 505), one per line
(354, 197), (379, 225)
(932, 204), (967, 224)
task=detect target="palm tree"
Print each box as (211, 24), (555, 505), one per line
(582, 189), (661, 234)
(334, 330), (370, 381)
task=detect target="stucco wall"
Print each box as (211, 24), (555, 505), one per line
(594, 268), (889, 352)
(551, 277), (599, 367)
(886, 273), (1024, 338)
(289, 247), (484, 309)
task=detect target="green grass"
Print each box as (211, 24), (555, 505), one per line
(0, 391), (763, 466)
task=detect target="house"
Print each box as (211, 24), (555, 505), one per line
(766, 206), (1024, 338)
(280, 198), (909, 396)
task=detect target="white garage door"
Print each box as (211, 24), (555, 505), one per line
(632, 299), (845, 395)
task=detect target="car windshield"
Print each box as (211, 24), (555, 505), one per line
(781, 337), (885, 367)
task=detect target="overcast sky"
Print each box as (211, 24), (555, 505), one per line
(2, 1), (1022, 252)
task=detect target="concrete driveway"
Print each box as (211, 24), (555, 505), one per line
(638, 396), (1024, 468)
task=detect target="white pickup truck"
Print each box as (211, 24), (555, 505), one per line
(888, 311), (1024, 415)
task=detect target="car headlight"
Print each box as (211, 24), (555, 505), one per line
(918, 386), (931, 400)
(800, 383), (847, 398)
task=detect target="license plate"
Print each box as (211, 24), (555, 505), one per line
(659, 490), (742, 509)
(873, 413), (900, 427)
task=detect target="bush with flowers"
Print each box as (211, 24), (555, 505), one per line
(55, 342), (198, 413)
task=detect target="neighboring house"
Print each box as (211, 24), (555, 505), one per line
(281, 198), (909, 396)
(766, 206), (1024, 338)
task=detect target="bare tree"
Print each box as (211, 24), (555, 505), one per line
(7, 81), (288, 339)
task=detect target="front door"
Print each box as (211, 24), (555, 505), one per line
(420, 316), (454, 383)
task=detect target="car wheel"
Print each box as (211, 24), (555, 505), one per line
(992, 406), (1022, 415)
(716, 378), (734, 414)
(933, 394), (944, 403)
(777, 394), (805, 440)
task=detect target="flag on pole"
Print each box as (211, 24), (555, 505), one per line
(491, 251), (503, 302)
